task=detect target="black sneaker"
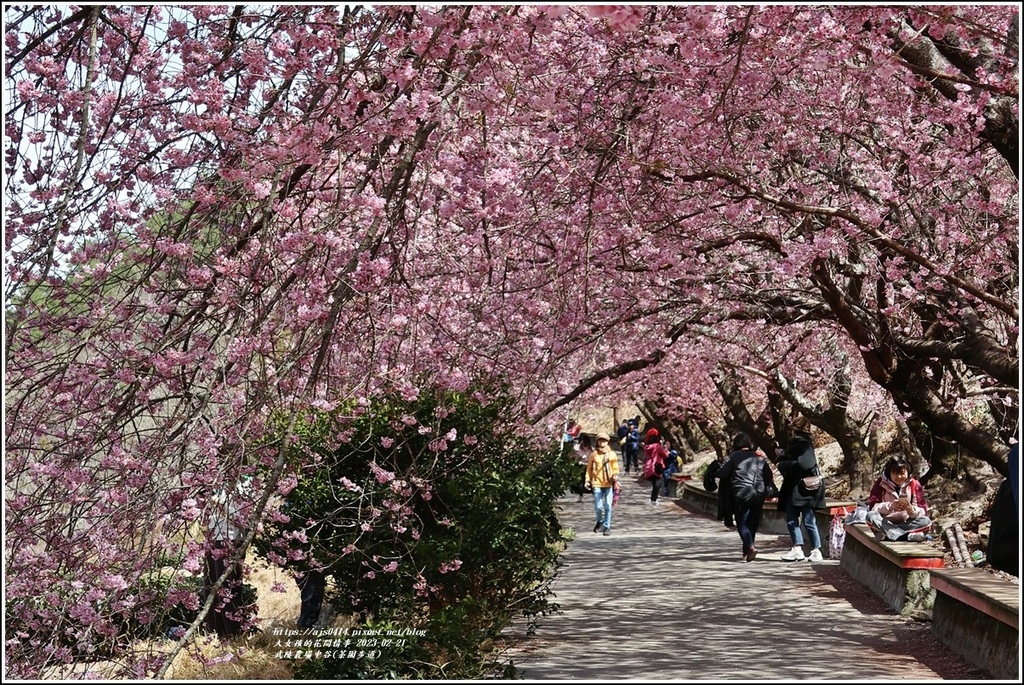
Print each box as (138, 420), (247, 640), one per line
(602, 526), (611, 536)
(594, 522), (602, 533)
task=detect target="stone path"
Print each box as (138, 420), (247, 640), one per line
(503, 475), (983, 680)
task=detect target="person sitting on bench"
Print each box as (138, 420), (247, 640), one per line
(865, 458), (932, 542)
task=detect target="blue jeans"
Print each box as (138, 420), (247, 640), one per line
(592, 486), (614, 530)
(786, 501), (821, 549)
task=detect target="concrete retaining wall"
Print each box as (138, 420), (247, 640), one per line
(676, 481), (719, 517)
(839, 524), (942, 616)
(930, 569), (1019, 680)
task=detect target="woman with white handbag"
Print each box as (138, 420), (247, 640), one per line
(777, 416), (826, 562)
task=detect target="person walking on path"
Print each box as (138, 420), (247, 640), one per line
(642, 428), (668, 505)
(621, 420), (641, 474)
(703, 452), (735, 528)
(585, 433), (620, 535)
(716, 432), (775, 561)
(777, 416), (825, 562)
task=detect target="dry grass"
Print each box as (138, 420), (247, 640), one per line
(165, 555), (362, 680)
(248, 556), (303, 626)
(571, 403), (640, 435)
(163, 634), (295, 680)
(36, 554), (305, 681)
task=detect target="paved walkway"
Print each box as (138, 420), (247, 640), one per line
(503, 474), (976, 680)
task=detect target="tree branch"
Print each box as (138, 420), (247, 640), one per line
(528, 349), (666, 424)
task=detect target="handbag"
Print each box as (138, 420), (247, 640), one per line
(801, 466), (822, 491)
(802, 475), (822, 489)
(603, 460), (615, 488)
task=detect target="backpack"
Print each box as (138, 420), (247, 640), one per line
(731, 454), (765, 504)
(703, 460), (720, 492)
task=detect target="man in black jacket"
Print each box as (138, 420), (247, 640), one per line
(717, 432), (775, 562)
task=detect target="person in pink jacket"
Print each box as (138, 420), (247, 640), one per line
(642, 428), (668, 505)
(866, 458), (932, 542)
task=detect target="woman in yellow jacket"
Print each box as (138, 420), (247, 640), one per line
(586, 433), (621, 536)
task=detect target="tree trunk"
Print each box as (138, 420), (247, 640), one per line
(811, 260), (1011, 478)
(892, 364), (1010, 478)
(675, 415), (705, 462)
(771, 362), (875, 488)
(694, 416), (729, 462)
(712, 364), (776, 458)
(636, 399), (687, 458)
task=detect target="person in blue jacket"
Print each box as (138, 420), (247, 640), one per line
(622, 420), (641, 474)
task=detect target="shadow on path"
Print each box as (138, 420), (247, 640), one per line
(503, 475), (984, 681)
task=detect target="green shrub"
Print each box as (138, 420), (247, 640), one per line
(257, 384), (577, 678)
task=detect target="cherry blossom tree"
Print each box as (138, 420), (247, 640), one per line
(536, 4), (1017, 473)
(4, 4), (1017, 677)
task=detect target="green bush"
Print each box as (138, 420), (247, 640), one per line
(257, 384), (577, 679)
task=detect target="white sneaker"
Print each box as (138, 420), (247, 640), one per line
(807, 548), (824, 562)
(780, 547), (805, 562)
(907, 532), (927, 543)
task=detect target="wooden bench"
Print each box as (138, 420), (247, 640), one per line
(929, 568), (1019, 679)
(666, 472), (691, 498)
(839, 523), (945, 616)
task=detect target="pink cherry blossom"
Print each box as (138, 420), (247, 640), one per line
(3, 5), (1016, 677)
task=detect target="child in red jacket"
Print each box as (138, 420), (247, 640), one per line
(866, 458), (932, 541)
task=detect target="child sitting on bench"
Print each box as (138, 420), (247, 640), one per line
(866, 458), (932, 542)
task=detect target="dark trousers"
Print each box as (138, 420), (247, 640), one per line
(296, 569), (326, 628)
(717, 493), (734, 527)
(650, 475), (661, 502)
(623, 446), (639, 473)
(736, 502), (763, 555)
(204, 541), (244, 637)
